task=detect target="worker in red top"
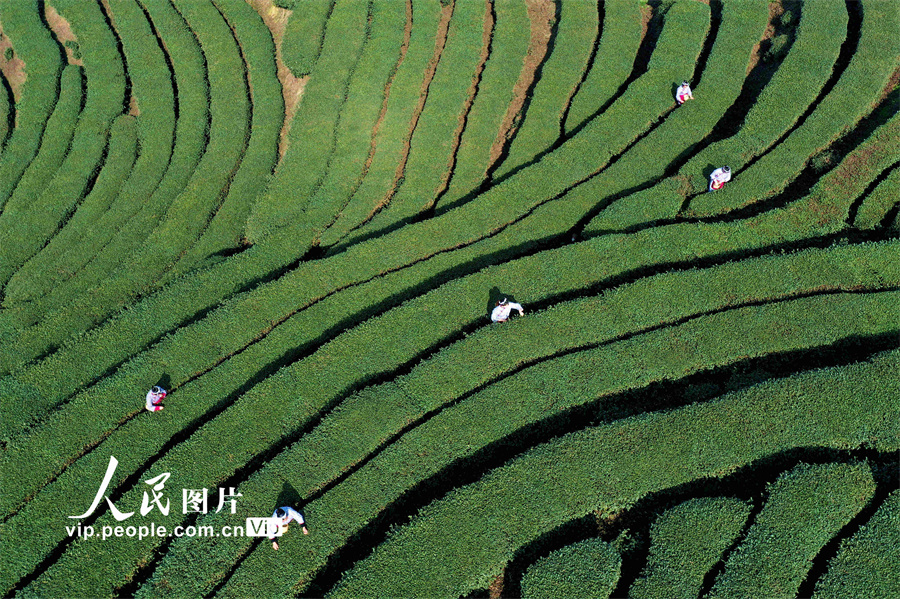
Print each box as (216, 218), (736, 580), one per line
(145, 386), (166, 412)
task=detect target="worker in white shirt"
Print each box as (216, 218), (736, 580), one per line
(145, 386), (166, 412)
(491, 298), (524, 323)
(708, 166), (732, 191)
(270, 506), (309, 550)
(676, 81), (694, 105)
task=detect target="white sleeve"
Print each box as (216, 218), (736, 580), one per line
(508, 302), (523, 312)
(285, 507), (305, 525)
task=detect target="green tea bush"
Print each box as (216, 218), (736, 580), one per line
(563, 0), (644, 135)
(168, 0), (285, 276)
(0, 0), (126, 283)
(520, 539), (620, 599)
(814, 490), (900, 599)
(5, 115), (139, 291)
(0, 64), (83, 249)
(1, 86), (888, 437)
(317, 0), (444, 246)
(2, 0), (178, 307)
(853, 167), (899, 230)
(492, 0), (597, 178)
(585, 0), (849, 233)
(245, 0), (370, 242)
(630, 498), (751, 599)
(9, 0), (207, 316)
(0, 0), (63, 209)
(689, 0), (900, 216)
(0, 0), (241, 345)
(8, 230), (897, 597)
(709, 462), (876, 599)
(281, 0), (333, 77)
(160, 277), (898, 598)
(0, 0), (703, 370)
(292, 0), (408, 244)
(339, 0), (488, 243)
(434, 0), (530, 210)
(325, 350), (899, 597)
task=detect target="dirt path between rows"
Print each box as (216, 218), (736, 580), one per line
(44, 4), (83, 67)
(486, 0), (555, 171)
(0, 31), (26, 103)
(746, 0), (784, 75)
(248, 0), (307, 164)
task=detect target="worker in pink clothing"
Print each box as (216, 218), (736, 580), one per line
(145, 386), (166, 412)
(676, 81), (694, 105)
(270, 506), (309, 550)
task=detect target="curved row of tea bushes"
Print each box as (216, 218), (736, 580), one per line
(317, 0), (443, 247)
(582, 91), (900, 242)
(0, 64), (83, 240)
(294, 0), (409, 243)
(853, 166), (900, 230)
(329, 0), (709, 254)
(0, 0), (210, 333)
(168, 0), (285, 277)
(38, 289), (899, 598)
(813, 490), (900, 599)
(1, 64), (890, 445)
(99, 0), (248, 284)
(0, 0), (63, 209)
(145, 241), (898, 598)
(506, 0), (768, 239)
(245, 0), (372, 243)
(689, 0), (900, 216)
(3, 116), (140, 293)
(709, 462), (876, 599)
(6, 115), (895, 583)
(432, 0), (530, 212)
(339, 0), (489, 244)
(563, 0), (643, 135)
(520, 539), (620, 599)
(0, 87), (887, 444)
(491, 0), (599, 179)
(586, 0), (853, 233)
(630, 497), (751, 599)
(0, 0), (861, 407)
(4, 0), (178, 308)
(0, 0), (705, 374)
(3, 0), (245, 345)
(0, 0), (125, 286)
(281, 0), (333, 77)
(326, 349), (900, 597)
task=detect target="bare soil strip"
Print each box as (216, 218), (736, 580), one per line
(248, 0), (308, 164)
(486, 0), (554, 171)
(746, 0), (784, 75)
(44, 5), (82, 67)
(0, 32), (26, 103)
